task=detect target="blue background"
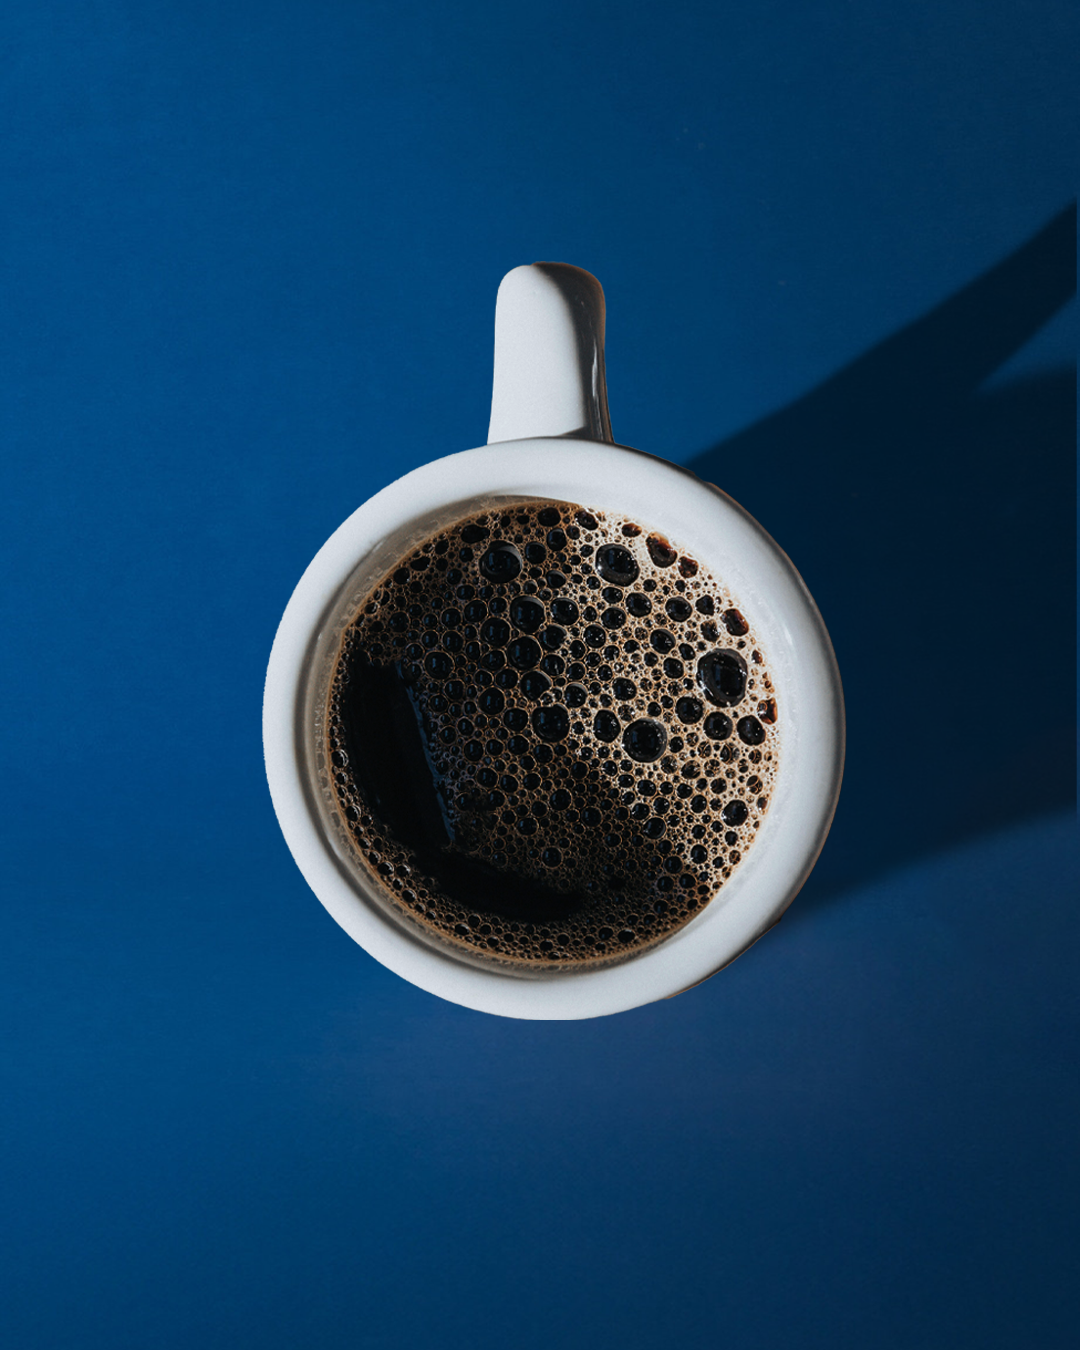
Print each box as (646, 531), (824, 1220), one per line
(2, 2), (1076, 1346)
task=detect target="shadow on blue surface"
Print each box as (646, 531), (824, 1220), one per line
(691, 205), (1077, 909)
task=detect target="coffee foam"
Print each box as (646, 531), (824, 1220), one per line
(322, 501), (779, 969)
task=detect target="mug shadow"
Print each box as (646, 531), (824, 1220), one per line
(688, 204), (1077, 915)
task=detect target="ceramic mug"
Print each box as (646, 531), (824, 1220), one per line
(263, 264), (844, 1019)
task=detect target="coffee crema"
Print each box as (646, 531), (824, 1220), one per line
(320, 501), (779, 968)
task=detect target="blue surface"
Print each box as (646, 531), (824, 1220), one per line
(1, 2), (1076, 1347)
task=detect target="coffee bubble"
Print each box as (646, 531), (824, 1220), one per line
(703, 711), (733, 740)
(479, 688), (505, 714)
(645, 534), (677, 568)
(697, 650), (748, 706)
(508, 637), (542, 669)
(595, 544), (639, 586)
(520, 671), (551, 698)
(533, 705), (570, 741)
(481, 617), (510, 646)
(480, 541), (523, 582)
(594, 710), (620, 742)
(737, 716), (765, 746)
(510, 597), (545, 632)
(624, 719), (666, 762)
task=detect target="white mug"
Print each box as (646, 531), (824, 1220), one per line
(263, 264), (844, 1019)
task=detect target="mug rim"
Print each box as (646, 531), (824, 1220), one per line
(263, 437), (844, 1019)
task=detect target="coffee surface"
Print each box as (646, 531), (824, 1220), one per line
(322, 501), (779, 968)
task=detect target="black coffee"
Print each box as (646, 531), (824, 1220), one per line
(323, 501), (779, 968)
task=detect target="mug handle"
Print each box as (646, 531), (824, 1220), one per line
(487, 263), (614, 445)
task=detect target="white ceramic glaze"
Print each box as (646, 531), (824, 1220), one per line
(264, 264), (844, 1019)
